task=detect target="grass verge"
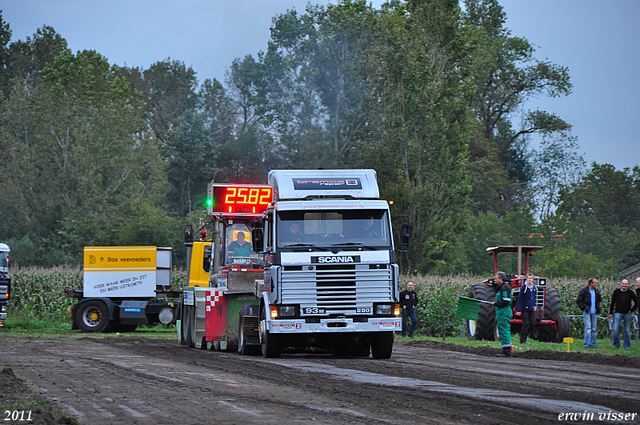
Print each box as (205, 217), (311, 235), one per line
(396, 335), (640, 358)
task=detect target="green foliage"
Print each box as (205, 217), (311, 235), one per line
(463, 0), (573, 215)
(9, 267), (81, 324)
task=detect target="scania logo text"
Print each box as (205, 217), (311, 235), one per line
(312, 255), (361, 263)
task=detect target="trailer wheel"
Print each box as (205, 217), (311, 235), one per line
(260, 307), (281, 358)
(76, 301), (112, 333)
(371, 332), (393, 359)
(466, 285), (496, 341)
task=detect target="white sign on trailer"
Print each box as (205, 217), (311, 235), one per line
(83, 246), (159, 298)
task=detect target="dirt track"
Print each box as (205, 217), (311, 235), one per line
(1, 336), (639, 424)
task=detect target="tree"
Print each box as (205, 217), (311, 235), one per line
(139, 59), (199, 143)
(531, 132), (586, 220)
(4, 25), (69, 95)
(463, 0), (572, 214)
(0, 49), (174, 264)
(164, 109), (216, 216)
(361, 0), (474, 273)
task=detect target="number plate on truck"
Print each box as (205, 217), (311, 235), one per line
(303, 307), (326, 315)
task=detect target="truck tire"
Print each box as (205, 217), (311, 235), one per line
(184, 305), (196, 348)
(352, 342), (371, 357)
(465, 285), (496, 341)
(260, 307), (282, 358)
(371, 332), (393, 359)
(76, 301), (113, 333)
(238, 315), (260, 356)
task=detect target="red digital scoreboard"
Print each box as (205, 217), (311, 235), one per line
(207, 184), (272, 215)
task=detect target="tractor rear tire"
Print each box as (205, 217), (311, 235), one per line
(466, 285), (496, 341)
(538, 286), (566, 342)
(544, 287), (562, 320)
(556, 313), (570, 340)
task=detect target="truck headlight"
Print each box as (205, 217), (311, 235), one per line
(376, 304), (392, 315)
(279, 306), (296, 317)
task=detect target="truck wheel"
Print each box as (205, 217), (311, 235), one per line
(466, 285), (496, 341)
(185, 305), (196, 348)
(352, 342), (371, 358)
(238, 315), (260, 356)
(371, 332), (393, 359)
(260, 308), (281, 358)
(76, 301), (112, 333)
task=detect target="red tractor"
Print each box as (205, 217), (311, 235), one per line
(465, 246), (570, 342)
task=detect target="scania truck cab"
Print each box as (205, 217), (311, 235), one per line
(253, 169), (411, 358)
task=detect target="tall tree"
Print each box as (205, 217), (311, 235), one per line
(164, 109), (216, 216)
(463, 0), (572, 214)
(362, 0), (474, 273)
(140, 59), (198, 142)
(0, 49), (173, 264)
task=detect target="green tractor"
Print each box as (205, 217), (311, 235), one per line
(465, 246), (570, 342)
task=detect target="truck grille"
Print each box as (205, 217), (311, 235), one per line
(281, 264), (392, 314)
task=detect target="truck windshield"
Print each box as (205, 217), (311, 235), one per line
(224, 223), (260, 265)
(0, 253), (7, 269)
(277, 210), (391, 249)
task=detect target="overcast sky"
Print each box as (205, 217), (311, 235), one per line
(2, 0), (638, 170)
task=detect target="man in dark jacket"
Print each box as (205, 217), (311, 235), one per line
(515, 273), (537, 344)
(491, 272), (513, 357)
(400, 281), (418, 338)
(576, 278), (602, 348)
(608, 279), (637, 348)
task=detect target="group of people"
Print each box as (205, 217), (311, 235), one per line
(576, 277), (639, 349)
(489, 272), (640, 357)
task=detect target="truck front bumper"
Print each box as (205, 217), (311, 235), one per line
(267, 317), (401, 334)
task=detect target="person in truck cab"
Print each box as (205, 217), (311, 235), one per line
(228, 232), (252, 258)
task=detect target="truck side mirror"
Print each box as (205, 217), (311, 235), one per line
(400, 224), (412, 250)
(252, 228), (264, 252)
(184, 225), (193, 243)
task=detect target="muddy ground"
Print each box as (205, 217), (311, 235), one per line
(1, 336), (639, 425)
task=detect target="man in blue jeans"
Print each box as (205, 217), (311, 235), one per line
(609, 279), (637, 349)
(400, 282), (418, 338)
(576, 278), (602, 348)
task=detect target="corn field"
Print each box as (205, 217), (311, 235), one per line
(6, 267), (623, 338)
